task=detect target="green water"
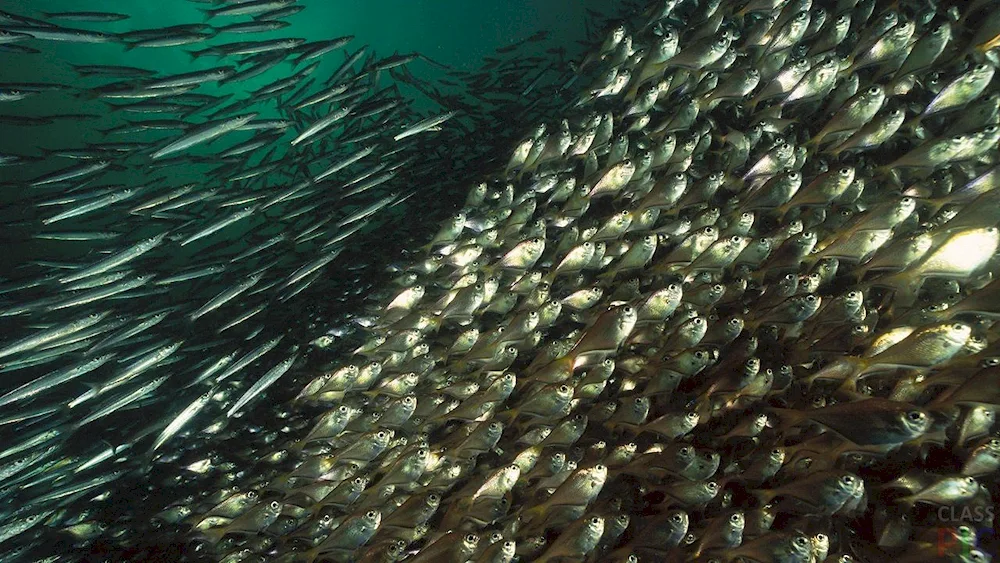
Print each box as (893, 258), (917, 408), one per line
(0, 0), (616, 283)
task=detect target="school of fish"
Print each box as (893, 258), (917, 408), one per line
(2, 0), (1000, 561)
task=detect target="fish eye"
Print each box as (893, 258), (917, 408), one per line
(906, 411), (924, 422)
(270, 501), (280, 509)
(559, 385), (571, 393)
(687, 412), (699, 420)
(841, 475), (855, 485)
(731, 235), (741, 243)
(247, 491), (258, 499)
(965, 477), (977, 485)
(670, 513), (682, 523)
(465, 533), (477, 543)
(367, 510), (378, 519)
(377, 431), (388, 439)
(794, 536), (809, 547)
(731, 513), (741, 522)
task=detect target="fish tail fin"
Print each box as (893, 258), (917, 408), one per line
(520, 504), (546, 526)
(199, 8), (214, 21)
(766, 406), (807, 430)
(751, 488), (777, 506)
(868, 272), (921, 309)
(891, 495), (915, 511)
(199, 526), (227, 545)
(696, 95), (714, 114)
(801, 357), (863, 388)
(418, 54), (451, 70)
(806, 130), (826, 147)
(268, 475), (293, 493)
(824, 142), (846, 157)
(527, 356), (574, 380)
(494, 408), (518, 425)
(842, 57), (857, 76)
(693, 396), (714, 422)
(903, 114), (923, 134)
(302, 547), (321, 563)
(186, 50), (200, 62)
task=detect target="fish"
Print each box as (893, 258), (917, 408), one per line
(150, 113), (259, 158)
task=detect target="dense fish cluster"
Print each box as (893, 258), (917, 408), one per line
(2, 0), (1000, 561)
(0, 0), (594, 560)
